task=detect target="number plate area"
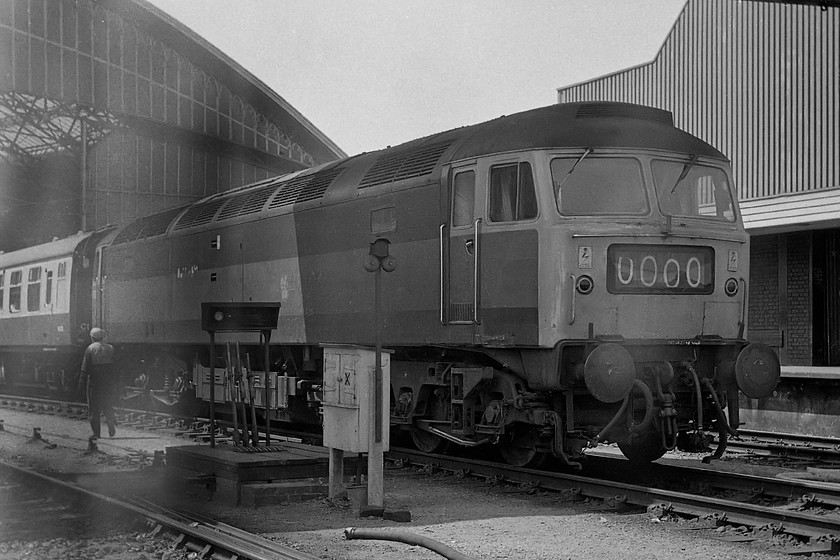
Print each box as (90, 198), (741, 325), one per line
(606, 244), (714, 295)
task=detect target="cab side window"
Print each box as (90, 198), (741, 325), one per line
(452, 170), (476, 227)
(489, 162), (537, 222)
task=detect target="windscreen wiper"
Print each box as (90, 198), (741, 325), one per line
(555, 147), (593, 191)
(670, 154), (698, 193)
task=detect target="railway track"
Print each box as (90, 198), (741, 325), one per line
(724, 429), (840, 465)
(388, 447), (840, 556)
(6, 392), (840, 555)
(5, 392), (840, 466)
(0, 458), (320, 560)
(0, 393), (320, 446)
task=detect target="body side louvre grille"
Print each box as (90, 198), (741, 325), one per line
(268, 167), (344, 209)
(173, 199), (226, 230)
(215, 184), (277, 221)
(112, 206), (186, 245)
(358, 141), (451, 189)
(112, 221), (144, 245)
(140, 207), (188, 237)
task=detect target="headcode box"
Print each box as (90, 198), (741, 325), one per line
(201, 302), (280, 332)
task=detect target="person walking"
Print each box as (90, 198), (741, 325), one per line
(78, 327), (118, 441)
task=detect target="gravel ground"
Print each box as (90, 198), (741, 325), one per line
(0, 407), (832, 560)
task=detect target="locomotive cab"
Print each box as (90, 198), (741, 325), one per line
(533, 147), (780, 464)
(428, 105), (780, 466)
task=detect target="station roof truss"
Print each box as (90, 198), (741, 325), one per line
(0, 92), (123, 164)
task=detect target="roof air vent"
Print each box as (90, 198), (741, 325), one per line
(576, 103), (673, 126)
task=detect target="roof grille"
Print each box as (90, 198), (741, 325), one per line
(216, 184), (278, 221)
(112, 206), (186, 245)
(268, 167), (343, 210)
(576, 103), (673, 126)
(173, 199), (226, 230)
(358, 141), (451, 189)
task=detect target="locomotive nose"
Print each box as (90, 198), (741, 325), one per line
(735, 342), (781, 399)
(583, 343), (637, 403)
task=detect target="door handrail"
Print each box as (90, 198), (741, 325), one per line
(473, 218), (482, 324)
(439, 223), (446, 325)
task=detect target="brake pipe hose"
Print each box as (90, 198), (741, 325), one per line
(595, 379), (654, 442)
(344, 527), (478, 560)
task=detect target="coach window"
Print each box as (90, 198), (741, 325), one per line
(553, 157), (648, 215)
(452, 170), (476, 227)
(27, 267), (42, 312)
(56, 261), (67, 310)
(488, 162), (537, 223)
(45, 269), (54, 307)
(9, 270), (22, 313)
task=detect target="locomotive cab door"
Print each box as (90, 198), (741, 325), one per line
(444, 163), (483, 327)
(92, 245), (106, 329)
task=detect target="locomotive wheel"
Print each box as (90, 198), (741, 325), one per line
(618, 429), (667, 465)
(410, 425), (450, 453)
(498, 423), (547, 468)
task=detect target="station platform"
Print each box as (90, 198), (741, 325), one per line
(165, 442), (366, 507)
(741, 373), (840, 437)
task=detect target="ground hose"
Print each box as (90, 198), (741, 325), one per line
(344, 527), (477, 560)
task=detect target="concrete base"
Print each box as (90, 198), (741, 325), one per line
(240, 478), (329, 507)
(345, 484), (368, 510)
(165, 442), (363, 507)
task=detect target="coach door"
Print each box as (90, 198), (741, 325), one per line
(444, 164), (482, 325)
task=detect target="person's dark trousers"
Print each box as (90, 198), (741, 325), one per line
(87, 379), (116, 438)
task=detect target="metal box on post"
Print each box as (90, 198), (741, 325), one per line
(322, 345), (390, 453)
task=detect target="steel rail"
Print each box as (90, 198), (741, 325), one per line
(665, 464), (840, 507)
(388, 448), (840, 543)
(0, 458), (319, 560)
(585, 455), (840, 508)
(727, 429), (840, 456)
(738, 429), (840, 447)
(10, 393), (840, 462)
(0, 393), (322, 444)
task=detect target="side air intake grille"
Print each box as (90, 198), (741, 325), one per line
(215, 183), (278, 221)
(268, 167), (343, 209)
(173, 199), (226, 230)
(358, 141), (451, 189)
(112, 206), (187, 245)
(576, 103), (673, 126)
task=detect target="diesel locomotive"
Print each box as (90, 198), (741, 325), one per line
(0, 102), (781, 465)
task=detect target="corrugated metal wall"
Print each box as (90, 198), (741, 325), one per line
(557, 0), (839, 202)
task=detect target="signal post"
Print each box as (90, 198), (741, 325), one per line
(323, 237), (395, 507)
